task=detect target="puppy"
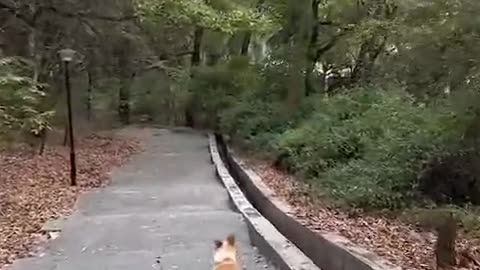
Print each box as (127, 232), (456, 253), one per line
(213, 234), (239, 270)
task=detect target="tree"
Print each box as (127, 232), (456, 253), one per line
(0, 57), (54, 146)
(135, 0), (277, 126)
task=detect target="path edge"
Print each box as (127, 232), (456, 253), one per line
(212, 134), (402, 270)
(208, 134), (320, 270)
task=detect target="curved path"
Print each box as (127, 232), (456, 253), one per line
(8, 129), (275, 270)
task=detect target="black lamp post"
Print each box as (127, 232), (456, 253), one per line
(59, 48), (77, 186)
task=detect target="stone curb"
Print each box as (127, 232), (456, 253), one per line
(214, 135), (402, 270)
(208, 134), (319, 270)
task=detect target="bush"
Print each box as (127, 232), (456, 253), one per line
(274, 90), (386, 176)
(220, 100), (292, 149)
(185, 55), (480, 210)
(188, 56), (258, 128)
(161, 44), (480, 210)
(218, 57), (316, 150)
(189, 56), (306, 135)
(418, 89), (480, 206)
(275, 88), (467, 209)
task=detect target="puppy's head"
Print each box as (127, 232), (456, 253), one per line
(213, 234), (237, 264)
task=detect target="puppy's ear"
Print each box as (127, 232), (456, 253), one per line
(226, 234), (235, 246)
(214, 240), (223, 249)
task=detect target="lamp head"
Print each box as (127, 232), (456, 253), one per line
(59, 48), (76, 62)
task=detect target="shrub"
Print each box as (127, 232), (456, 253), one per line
(418, 89), (480, 206)
(186, 54), (480, 210)
(275, 87), (467, 209)
(188, 56), (257, 128)
(274, 90), (384, 176)
(0, 57), (54, 138)
(220, 100), (292, 149)
(218, 57), (316, 150)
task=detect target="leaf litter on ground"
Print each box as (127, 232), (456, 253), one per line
(0, 129), (145, 268)
(243, 158), (480, 270)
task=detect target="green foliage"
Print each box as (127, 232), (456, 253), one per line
(378, 0), (480, 96)
(269, 88), (473, 209)
(215, 57), (315, 148)
(187, 56), (258, 127)
(131, 68), (192, 124)
(135, 0), (278, 34)
(211, 70), (476, 209)
(220, 101), (288, 148)
(0, 58), (54, 137)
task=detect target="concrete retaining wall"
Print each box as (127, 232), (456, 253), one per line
(215, 135), (401, 270)
(208, 134), (320, 270)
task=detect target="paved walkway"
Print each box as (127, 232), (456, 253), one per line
(9, 129), (275, 270)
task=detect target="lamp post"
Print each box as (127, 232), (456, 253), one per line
(59, 48), (77, 186)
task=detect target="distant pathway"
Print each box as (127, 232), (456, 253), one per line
(8, 128), (275, 270)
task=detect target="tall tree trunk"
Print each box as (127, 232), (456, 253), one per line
(113, 36), (134, 125)
(285, 0), (311, 109)
(305, 0), (320, 96)
(28, 2), (40, 84)
(185, 26), (204, 128)
(287, 45), (306, 108)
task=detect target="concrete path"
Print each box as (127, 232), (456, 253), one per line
(8, 129), (275, 270)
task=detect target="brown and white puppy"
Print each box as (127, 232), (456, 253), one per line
(213, 234), (239, 270)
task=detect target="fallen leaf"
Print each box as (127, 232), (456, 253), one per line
(242, 157), (480, 270)
(0, 129), (144, 267)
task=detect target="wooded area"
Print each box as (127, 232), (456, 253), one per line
(2, 0), (480, 269)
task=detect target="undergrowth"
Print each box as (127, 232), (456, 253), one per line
(184, 57), (480, 212)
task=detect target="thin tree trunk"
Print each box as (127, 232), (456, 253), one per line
(86, 70), (93, 121)
(350, 36), (386, 85)
(118, 74), (133, 125)
(63, 123), (68, 146)
(118, 86), (129, 125)
(240, 32), (251, 56)
(191, 26), (204, 67)
(287, 46), (306, 108)
(38, 129), (47, 155)
(29, 31), (39, 83)
(28, 3), (46, 154)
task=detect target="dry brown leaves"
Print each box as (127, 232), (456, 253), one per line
(0, 132), (143, 268)
(248, 161), (480, 270)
